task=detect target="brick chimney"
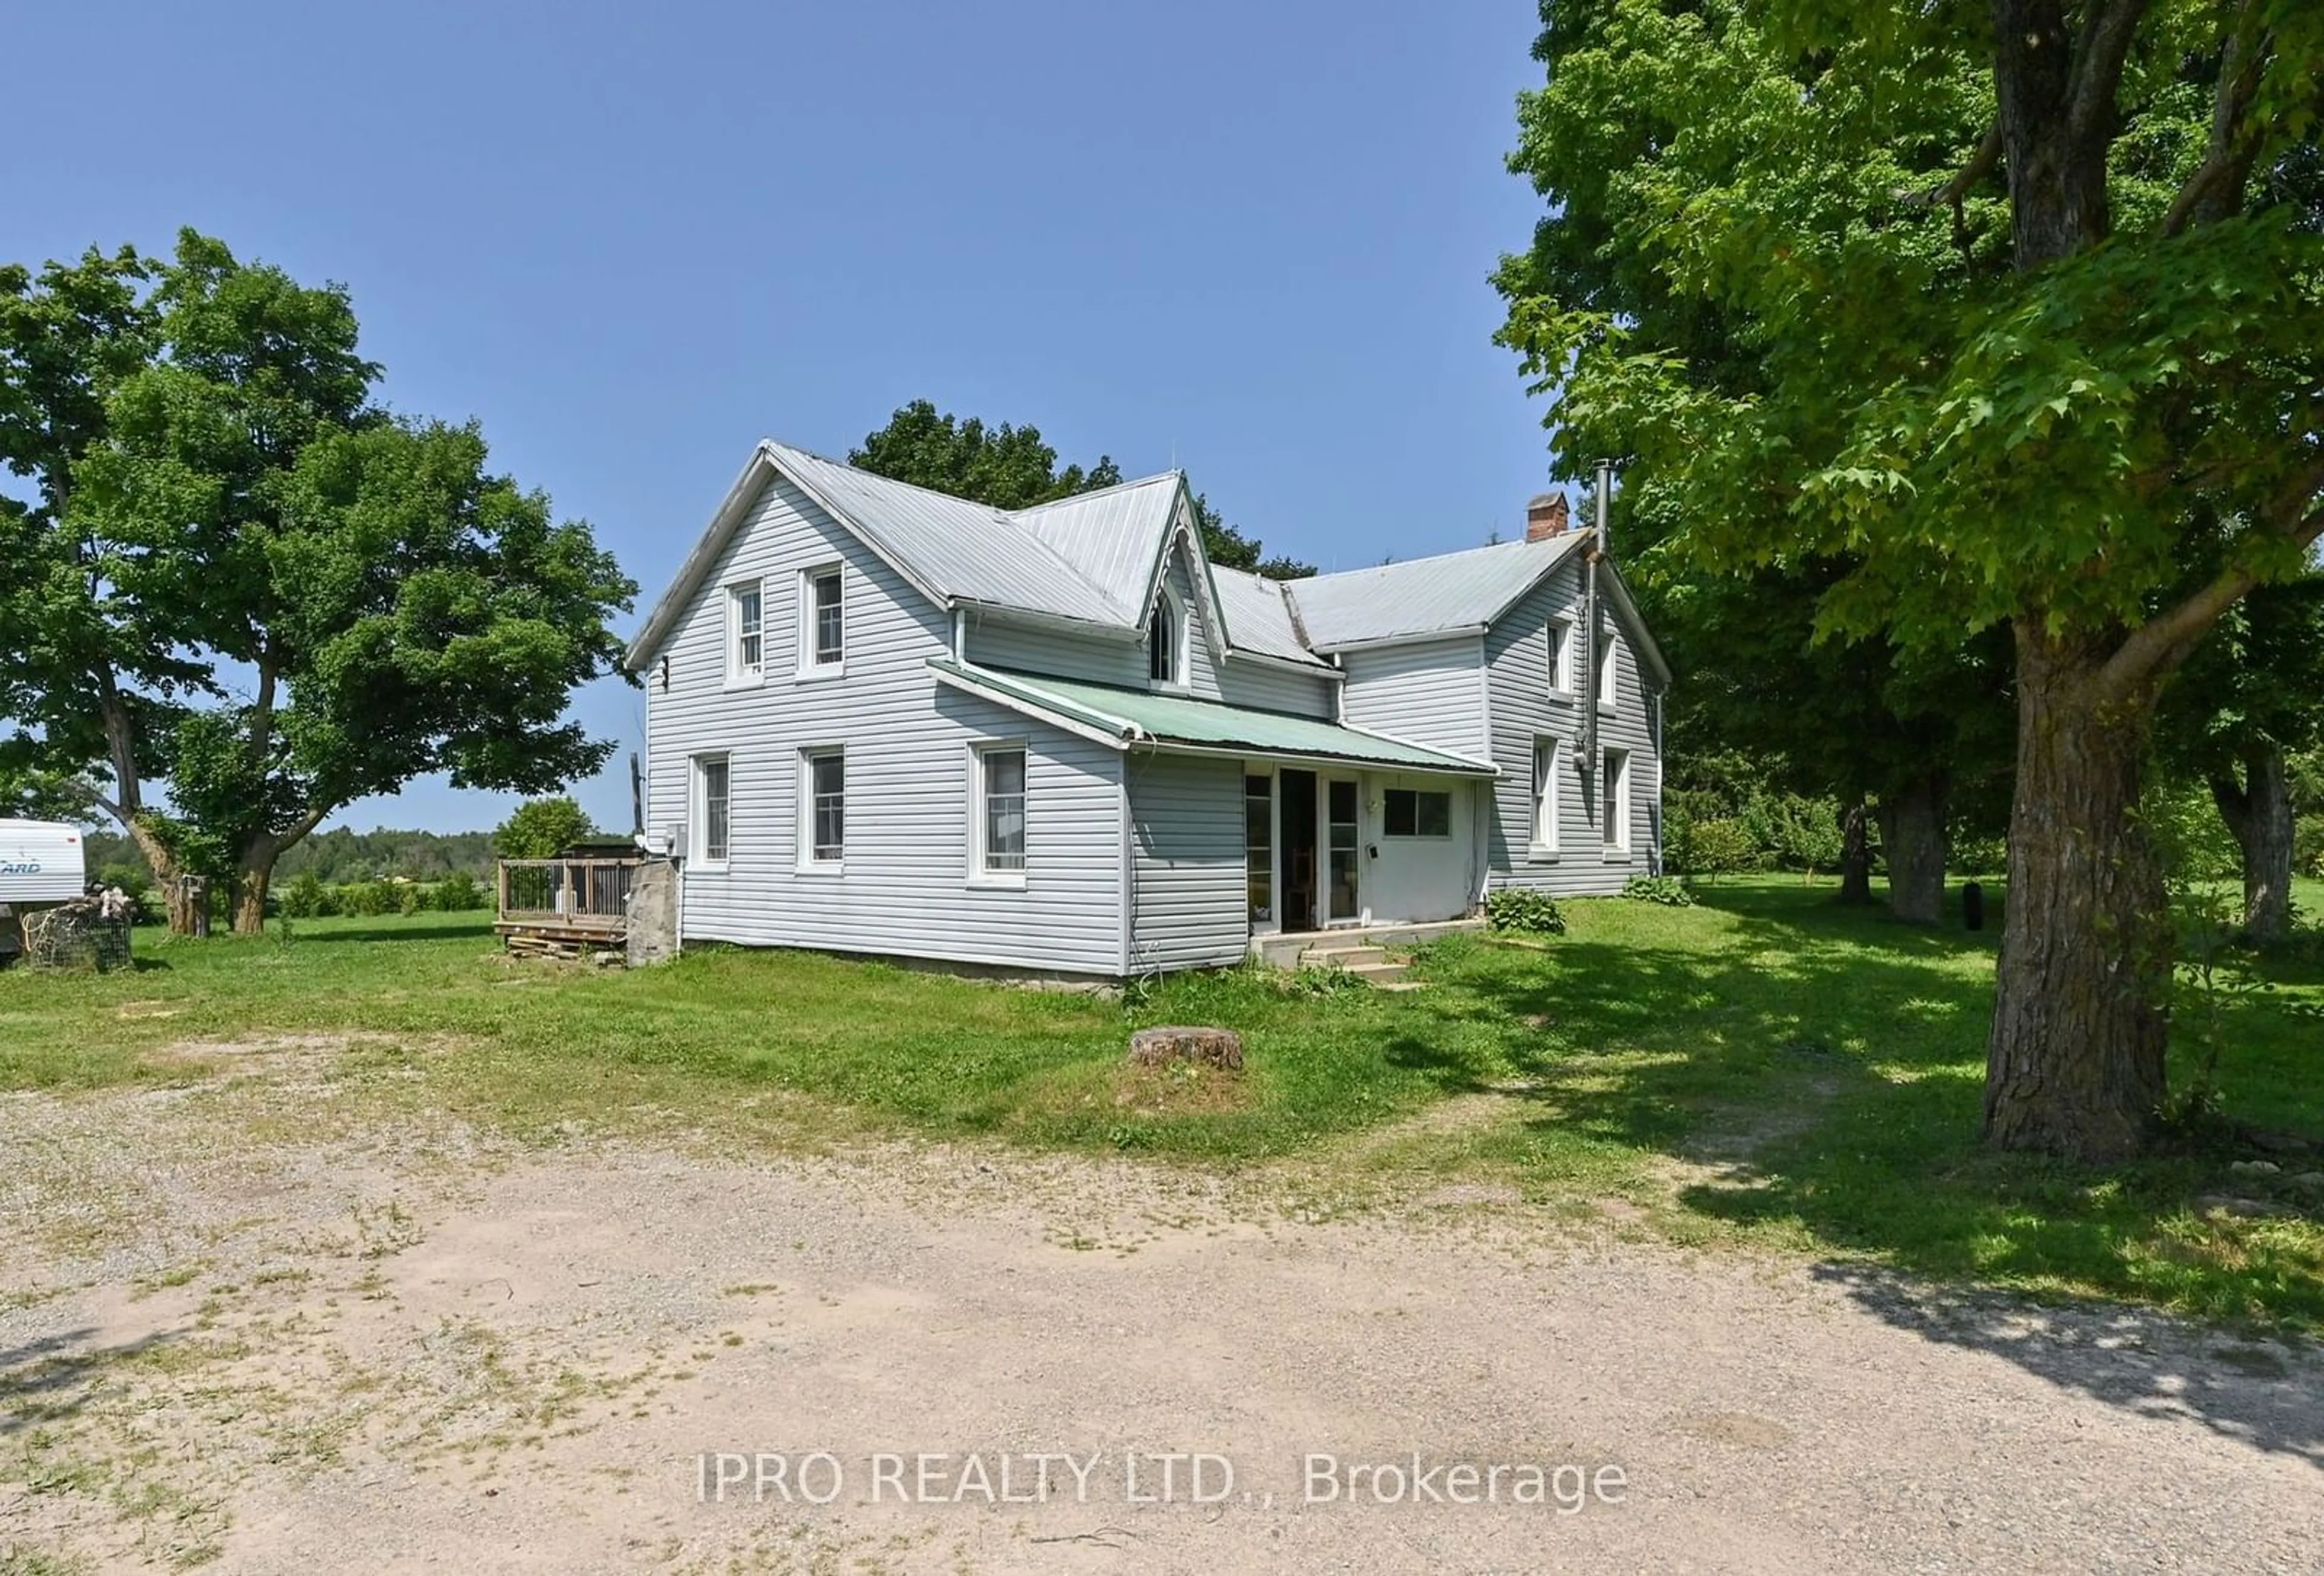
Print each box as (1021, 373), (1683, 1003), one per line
(1526, 491), (1569, 542)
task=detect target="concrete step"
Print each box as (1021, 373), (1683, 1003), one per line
(1302, 944), (1387, 970)
(1253, 918), (1484, 968)
(1345, 960), (1411, 985)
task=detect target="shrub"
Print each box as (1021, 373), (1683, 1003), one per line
(1950, 830), (2009, 876)
(2297, 812), (2324, 881)
(398, 884), (425, 916)
(2142, 778), (2240, 882)
(494, 796), (596, 860)
(279, 870), (329, 919)
(1486, 887), (1567, 935)
(344, 879), (398, 918)
(1684, 818), (1758, 879)
(432, 870), (488, 911)
(1622, 874), (1694, 907)
(1749, 792), (1845, 875)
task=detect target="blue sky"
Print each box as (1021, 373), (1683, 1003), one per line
(7, 0), (1558, 835)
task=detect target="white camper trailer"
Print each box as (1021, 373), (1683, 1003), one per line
(0, 818), (88, 961)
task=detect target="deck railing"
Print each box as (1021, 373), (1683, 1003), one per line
(496, 858), (637, 933)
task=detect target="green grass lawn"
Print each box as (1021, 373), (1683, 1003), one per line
(3, 878), (2320, 1329)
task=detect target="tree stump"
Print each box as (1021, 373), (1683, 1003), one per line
(1128, 1025), (1245, 1071)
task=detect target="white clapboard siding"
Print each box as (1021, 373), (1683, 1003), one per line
(644, 473), (1126, 974)
(965, 545), (1335, 718)
(1338, 635), (1490, 757)
(1125, 750), (1249, 973)
(966, 614), (1148, 687)
(1483, 558), (1663, 897)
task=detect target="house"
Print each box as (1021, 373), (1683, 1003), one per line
(626, 441), (1670, 978)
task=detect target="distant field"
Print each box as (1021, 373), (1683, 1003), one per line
(2, 879), (2320, 1330)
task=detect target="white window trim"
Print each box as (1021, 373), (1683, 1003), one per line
(691, 752), (731, 872)
(726, 580), (766, 689)
(1245, 764), (1279, 933)
(1549, 619), (1575, 696)
(797, 564), (845, 681)
(1531, 736), (1561, 859)
(966, 740), (1029, 889)
(1597, 624), (1619, 714)
(1147, 582), (1190, 692)
(798, 746), (845, 875)
(1603, 747), (1632, 859)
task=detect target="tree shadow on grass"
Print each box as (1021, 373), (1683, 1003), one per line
(1384, 887), (2324, 1457)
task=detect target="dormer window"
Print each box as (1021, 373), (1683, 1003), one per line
(1147, 585), (1186, 688)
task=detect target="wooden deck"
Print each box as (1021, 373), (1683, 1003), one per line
(496, 858), (638, 959)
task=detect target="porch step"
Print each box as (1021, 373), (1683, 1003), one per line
(1255, 917), (1483, 970)
(1300, 951), (1415, 988)
(1301, 944), (1387, 970)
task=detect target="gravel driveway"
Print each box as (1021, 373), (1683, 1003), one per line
(2, 1069), (2317, 1575)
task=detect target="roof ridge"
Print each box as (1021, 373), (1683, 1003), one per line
(762, 437), (1137, 618)
(1292, 529), (1588, 588)
(761, 438), (1016, 524)
(1010, 469), (1183, 517)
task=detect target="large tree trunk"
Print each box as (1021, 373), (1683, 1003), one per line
(232, 832), (299, 934)
(2211, 746), (2295, 945)
(1837, 799), (1874, 906)
(1983, 629), (2173, 1163)
(120, 819), (201, 936)
(234, 858), (274, 934)
(1876, 773), (1950, 925)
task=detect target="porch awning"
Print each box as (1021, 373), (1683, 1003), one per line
(929, 658), (1498, 777)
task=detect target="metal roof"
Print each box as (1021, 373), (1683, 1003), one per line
(1014, 473), (1184, 615)
(626, 442), (1658, 691)
(1210, 566), (1334, 668)
(762, 442), (1129, 625)
(1284, 532), (1589, 649)
(929, 659), (1497, 776)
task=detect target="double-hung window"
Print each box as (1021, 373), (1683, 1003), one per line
(1597, 626), (1618, 709)
(1548, 620), (1573, 694)
(802, 566), (843, 674)
(1532, 737), (1561, 854)
(692, 754), (730, 868)
(801, 748), (844, 868)
(974, 744), (1026, 881)
(727, 582), (764, 683)
(1603, 749), (1630, 854)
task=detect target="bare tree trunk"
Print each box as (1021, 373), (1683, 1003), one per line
(234, 856), (275, 934)
(119, 819), (197, 934)
(1877, 774), (1950, 925)
(1983, 629), (2172, 1163)
(1837, 799), (1874, 905)
(231, 814), (330, 935)
(2211, 746), (2295, 945)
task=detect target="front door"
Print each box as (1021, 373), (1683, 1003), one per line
(1326, 777), (1361, 922)
(1279, 769), (1318, 930)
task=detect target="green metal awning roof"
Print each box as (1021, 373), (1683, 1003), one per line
(929, 658), (1497, 777)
